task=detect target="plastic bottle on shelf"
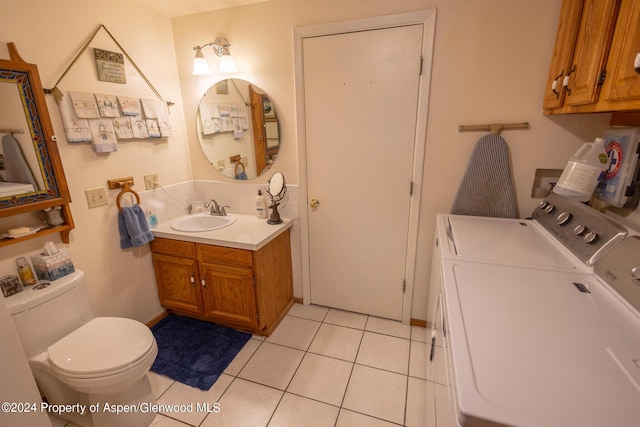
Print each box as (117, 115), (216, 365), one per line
(553, 137), (610, 203)
(16, 257), (36, 286)
(256, 190), (268, 219)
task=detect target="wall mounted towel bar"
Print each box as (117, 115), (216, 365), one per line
(108, 177), (140, 211)
(458, 122), (530, 135)
(0, 128), (24, 135)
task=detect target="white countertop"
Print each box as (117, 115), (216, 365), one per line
(152, 213), (293, 251)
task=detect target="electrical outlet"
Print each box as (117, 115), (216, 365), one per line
(144, 173), (158, 190)
(85, 188), (108, 208)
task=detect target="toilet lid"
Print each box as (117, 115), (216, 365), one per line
(48, 317), (155, 376)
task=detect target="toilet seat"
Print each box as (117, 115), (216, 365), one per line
(48, 317), (155, 378)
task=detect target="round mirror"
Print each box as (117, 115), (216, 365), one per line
(265, 172), (286, 225)
(267, 172), (286, 199)
(196, 79), (280, 180)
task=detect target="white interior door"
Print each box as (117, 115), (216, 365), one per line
(303, 24), (424, 320)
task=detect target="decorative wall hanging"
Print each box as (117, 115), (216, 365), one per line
(45, 24), (171, 106)
(94, 48), (126, 84)
(43, 25), (174, 154)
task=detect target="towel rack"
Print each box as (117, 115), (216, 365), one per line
(229, 154), (246, 179)
(0, 128), (25, 136)
(458, 122), (530, 135)
(107, 177), (140, 211)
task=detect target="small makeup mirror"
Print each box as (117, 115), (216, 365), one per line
(265, 172), (286, 224)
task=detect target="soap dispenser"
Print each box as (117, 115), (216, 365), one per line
(256, 190), (268, 219)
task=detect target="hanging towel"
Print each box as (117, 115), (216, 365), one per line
(450, 134), (516, 218)
(118, 205), (154, 249)
(88, 119), (118, 153)
(141, 98), (173, 137)
(68, 92), (100, 118)
(2, 135), (38, 189)
(56, 93), (92, 143)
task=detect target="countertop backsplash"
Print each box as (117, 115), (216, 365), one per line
(137, 180), (299, 225)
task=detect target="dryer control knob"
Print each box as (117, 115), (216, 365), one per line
(573, 224), (588, 236)
(544, 204), (556, 214)
(584, 231), (599, 244)
(556, 212), (573, 226)
(538, 200), (550, 210)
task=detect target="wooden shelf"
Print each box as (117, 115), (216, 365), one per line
(0, 224), (72, 248)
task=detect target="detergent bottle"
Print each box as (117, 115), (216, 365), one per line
(554, 138), (610, 203)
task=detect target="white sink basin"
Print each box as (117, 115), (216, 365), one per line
(171, 214), (236, 232)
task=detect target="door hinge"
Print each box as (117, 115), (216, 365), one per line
(403, 279), (406, 293)
(410, 181), (414, 196)
(419, 56), (423, 76)
(256, 311), (260, 321)
(252, 276), (256, 286)
(597, 69), (607, 86)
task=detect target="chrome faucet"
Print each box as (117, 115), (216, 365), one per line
(204, 199), (229, 216)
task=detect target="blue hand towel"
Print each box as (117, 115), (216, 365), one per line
(236, 171), (248, 180)
(118, 205), (154, 249)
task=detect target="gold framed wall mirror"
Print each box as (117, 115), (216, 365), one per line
(196, 79), (280, 180)
(0, 43), (74, 245)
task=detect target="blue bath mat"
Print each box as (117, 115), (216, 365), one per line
(150, 314), (251, 390)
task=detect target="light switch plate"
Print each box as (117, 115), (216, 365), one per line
(85, 188), (108, 208)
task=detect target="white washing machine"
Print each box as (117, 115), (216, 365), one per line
(426, 193), (637, 427)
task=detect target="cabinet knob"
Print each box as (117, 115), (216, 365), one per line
(635, 52), (640, 75)
(190, 275), (195, 284)
(201, 279), (206, 288)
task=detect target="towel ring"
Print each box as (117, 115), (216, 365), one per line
(115, 183), (140, 211)
(234, 161), (246, 178)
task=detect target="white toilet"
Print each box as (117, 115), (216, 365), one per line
(6, 270), (158, 427)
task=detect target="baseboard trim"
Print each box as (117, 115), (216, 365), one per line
(146, 310), (169, 328)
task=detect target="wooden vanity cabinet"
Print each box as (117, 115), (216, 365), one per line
(151, 229), (293, 336)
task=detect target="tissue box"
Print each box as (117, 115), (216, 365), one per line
(31, 247), (75, 281)
(1, 275), (23, 297)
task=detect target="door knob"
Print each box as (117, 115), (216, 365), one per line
(309, 199), (320, 208)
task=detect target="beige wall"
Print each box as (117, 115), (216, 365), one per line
(0, 0), (189, 323)
(172, 0), (612, 320)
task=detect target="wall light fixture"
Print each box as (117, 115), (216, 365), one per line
(192, 37), (238, 75)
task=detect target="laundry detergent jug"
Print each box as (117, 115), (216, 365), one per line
(553, 137), (610, 203)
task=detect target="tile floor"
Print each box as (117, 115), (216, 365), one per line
(54, 304), (428, 427)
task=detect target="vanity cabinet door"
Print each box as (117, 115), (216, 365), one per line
(152, 254), (203, 314)
(199, 262), (258, 329)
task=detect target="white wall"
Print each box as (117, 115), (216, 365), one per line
(172, 0), (612, 321)
(0, 0), (191, 323)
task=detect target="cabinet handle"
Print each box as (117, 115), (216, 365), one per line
(201, 279), (206, 288)
(551, 70), (563, 96)
(562, 65), (577, 93)
(635, 52), (640, 75)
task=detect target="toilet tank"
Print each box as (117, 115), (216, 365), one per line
(5, 270), (94, 358)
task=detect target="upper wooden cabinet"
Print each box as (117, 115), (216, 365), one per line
(544, 0), (640, 114)
(599, 0), (640, 108)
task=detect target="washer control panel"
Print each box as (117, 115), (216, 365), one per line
(532, 193), (628, 265)
(595, 236), (640, 313)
